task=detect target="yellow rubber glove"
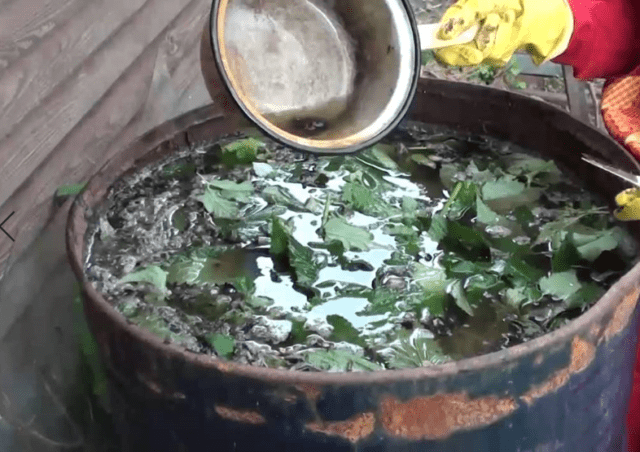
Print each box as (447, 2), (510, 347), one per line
(434, 0), (574, 67)
(613, 187), (640, 221)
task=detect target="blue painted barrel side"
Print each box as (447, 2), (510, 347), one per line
(101, 303), (639, 452)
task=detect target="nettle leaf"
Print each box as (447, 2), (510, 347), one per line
(341, 180), (390, 215)
(505, 153), (561, 185)
(288, 238), (321, 288)
(447, 280), (474, 315)
(465, 161), (496, 184)
(324, 217), (373, 251)
(262, 185), (307, 211)
(412, 263), (448, 316)
(303, 349), (382, 372)
(444, 181), (477, 219)
(482, 177), (525, 200)
(221, 137), (264, 165)
(270, 217), (320, 287)
(326, 314), (365, 346)
(465, 273), (503, 304)
(362, 288), (407, 315)
(427, 214), (448, 242)
(367, 144), (399, 170)
(537, 216), (621, 261)
(504, 285), (543, 308)
(208, 333), (236, 359)
(485, 187), (543, 213)
(270, 216), (292, 257)
(166, 256), (206, 285)
(539, 271), (582, 300)
(411, 153), (437, 169)
(439, 163), (462, 191)
(207, 180), (254, 201)
(444, 258), (492, 276)
(504, 256), (545, 284)
(565, 283), (604, 310)
(551, 234), (580, 272)
(476, 195), (500, 224)
(120, 265), (168, 295)
(385, 223), (416, 237)
(197, 187), (240, 219)
(388, 337), (450, 369)
(573, 230), (620, 261)
(402, 197), (419, 216)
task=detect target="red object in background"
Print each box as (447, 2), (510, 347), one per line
(552, 0), (640, 81)
(550, 1), (640, 450)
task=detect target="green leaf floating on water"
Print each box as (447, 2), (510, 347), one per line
(539, 271), (582, 300)
(504, 285), (543, 308)
(444, 181), (477, 219)
(323, 217), (373, 251)
(412, 263), (448, 316)
(326, 314), (366, 347)
(207, 180), (254, 201)
(270, 216), (291, 258)
(166, 256), (206, 285)
(120, 265), (168, 295)
(270, 217), (320, 287)
(552, 235), (581, 272)
(388, 336), (450, 369)
(427, 214), (448, 242)
(341, 180), (392, 216)
(288, 238), (321, 287)
(367, 144), (399, 170)
(447, 280), (474, 315)
(411, 153), (437, 169)
(482, 176), (525, 200)
(476, 195), (500, 224)
(221, 137), (264, 166)
(262, 185), (308, 211)
(197, 187), (240, 219)
(303, 349), (382, 372)
(208, 333), (236, 359)
(573, 229), (620, 261)
(504, 153), (561, 185)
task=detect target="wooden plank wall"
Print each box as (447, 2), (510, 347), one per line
(0, 0), (216, 278)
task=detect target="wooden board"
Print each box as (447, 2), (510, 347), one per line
(0, 0), (213, 277)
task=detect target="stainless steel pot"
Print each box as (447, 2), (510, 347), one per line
(209, 0), (475, 154)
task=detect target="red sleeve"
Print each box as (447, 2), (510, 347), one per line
(551, 0), (640, 80)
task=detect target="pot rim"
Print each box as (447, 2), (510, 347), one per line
(66, 88), (640, 386)
(208, 0), (423, 155)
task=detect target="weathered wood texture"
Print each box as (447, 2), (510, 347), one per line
(0, 0), (216, 278)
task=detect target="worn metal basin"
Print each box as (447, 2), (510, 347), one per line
(67, 78), (640, 452)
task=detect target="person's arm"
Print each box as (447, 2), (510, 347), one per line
(552, 0), (640, 80)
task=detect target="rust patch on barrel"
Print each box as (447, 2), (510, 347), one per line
(521, 336), (595, 405)
(379, 393), (517, 439)
(603, 287), (640, 341)
(136, 372), (186, 400)
(295, 383), (322, 402)
(214, 405), (266, 425)
(306, 412), (375, 442)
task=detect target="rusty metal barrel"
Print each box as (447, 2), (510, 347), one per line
(66, 79), (640, 452)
